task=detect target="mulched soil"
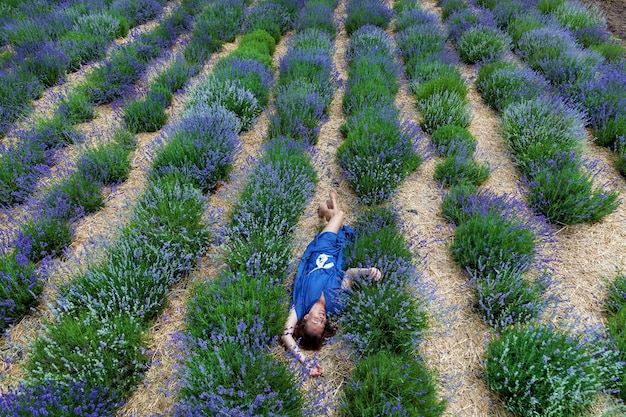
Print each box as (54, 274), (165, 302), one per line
(579, 0), (626, 43)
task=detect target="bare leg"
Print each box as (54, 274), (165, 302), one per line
(322, 210), (345, 234)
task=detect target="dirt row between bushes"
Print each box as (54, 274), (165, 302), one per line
(579, 0), (626, 44)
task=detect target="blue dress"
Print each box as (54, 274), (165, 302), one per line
(291, 225), (355, 320)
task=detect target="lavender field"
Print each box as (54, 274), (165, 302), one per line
(1, 0), (626, 415)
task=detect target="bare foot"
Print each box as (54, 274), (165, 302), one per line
(318, 202), (335, 221)
(318, 201), (330, 219)
(329, 188), (339, 212)
(318, 189), (340, 221)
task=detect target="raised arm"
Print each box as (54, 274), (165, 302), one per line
(281, 307), (323, 376)
(342, 267), (382, 289)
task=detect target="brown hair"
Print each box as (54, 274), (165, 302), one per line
(292, 317), (336, 350)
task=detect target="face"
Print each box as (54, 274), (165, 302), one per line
(304, 301), (327, 336)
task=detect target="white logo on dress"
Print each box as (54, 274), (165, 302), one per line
(308, 254), (334, 274)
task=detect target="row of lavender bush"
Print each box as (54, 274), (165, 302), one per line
(122, 0), (250, 135)
(0, 94), (238, 415)
(442, 0), (620, 225)
(0, 0), (201, 208)
(0, 0), (240, 338)
(471, 0), (626, 171)
(0, 0), (170, 138)
(338, 3), (422, 205)
(172, 0), (340, 414)
(332, 0), (444, 415)
(397, 0), (548, 333)
(0, 20), (269, 416)
(476, 0), (626, 174)
(435, 0), (624, 414)
(606, 272), (626, 400)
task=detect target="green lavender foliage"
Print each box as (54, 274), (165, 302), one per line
(485, 323), (618, 416)
(340, 352), (445, 417)
(25, 314), (148, 399)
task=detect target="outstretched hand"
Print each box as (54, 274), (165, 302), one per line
(307, 363), (324, 377)
(369, 267), (382, 281)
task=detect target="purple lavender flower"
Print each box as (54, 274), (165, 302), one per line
(110, 0), (163, 27)
(269, 81), (327, 145)
(344, 0), (393, 33)
(0, 378), (122, 416)
(213, 56), (274, 107)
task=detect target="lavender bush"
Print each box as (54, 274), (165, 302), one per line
(0, 252), (41, 333)
(506, 11), (549, 45)
(110, 0), (162, 27)
(430, 124), (476, 157)
(486, 323), (619, 416)
(20, 41), (70, 87)
(340, 352), (445, 417)
(525, 152), (620, 225)
(244, 1), (292, 42)
(476, 61), (550, 112)
(278, 47), (334, 103)
(474, 265), (549, 329)
(151, 105), (240, 192)
(411, 70), (468, 103)
(15, 214), (73, 263)
(568, 64), (626, 147)
(226, 139), (316, 277)
(394, 7), (439, 33)
(175, 327), (303, 417)
(396, 23), (446, 66)
(0, 379), (122, 417)
(290, 28), (334, 54)
(59, 170), (209, 323)
(184, 0), (244, 65)
(0, 68), (43, 137)
(342, 61), (398, 112)
(418, 90), (471, 133)
(269, 82), (327, 144)
(0, 140), (47, 206)
(123, 85), (170, 133)
(451, 211), (537, 276)
(346, 24), (394, 61)
(296, 0), (335, 35)
(434, 154), (490, 187)
(338, 206), (444, 416)
(456, 25), (510, 64)
(25, 313), (148, 401)
(339, 271), (428, 357)
(187, 271), (289, 341)
(186, 77), (261, 132)
(338, 105), (422, 204)
(56, 90), (94, 125)
(344, 0), (392, 34)
(552, 1), (606, 38)
(500, 95), (586, 161)
(213, 56), (274, 107)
